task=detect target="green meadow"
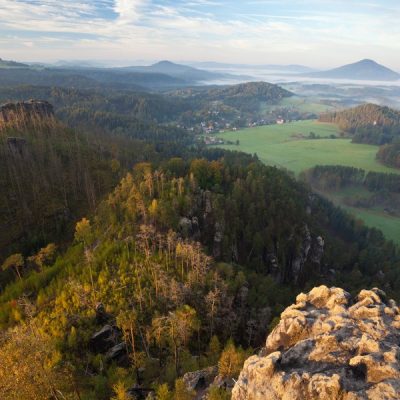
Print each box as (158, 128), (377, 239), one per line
(218, 120), (400, 176)
(218, 120), (400, 243)
(317, 187), (400, 244)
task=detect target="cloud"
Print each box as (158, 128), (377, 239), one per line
(0, 0), (399, 68)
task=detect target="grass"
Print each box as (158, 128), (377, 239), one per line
(218, 121), (400, 176)
(344, 206), (400, 243)
(217, 120), (400, 243)
(317, 187), (400, 244)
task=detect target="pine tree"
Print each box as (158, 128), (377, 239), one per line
(173, 378), (194, 400)
(156, 383), (172, 400)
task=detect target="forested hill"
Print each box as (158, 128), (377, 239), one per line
(320, 103), (400, 131)
(202, 81), (292, 102)
(1, 155), (400, 399)
(0, 99), (173, 263)
(0, 82), (292, 134)
(170, 81), (293, 113)
(320, 103), (400, 144)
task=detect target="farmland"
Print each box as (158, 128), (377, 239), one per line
(218, 120), (400, 176)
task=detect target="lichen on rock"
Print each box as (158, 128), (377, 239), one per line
(232, 286), (400, 400)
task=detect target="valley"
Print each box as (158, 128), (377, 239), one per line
(1, 55), (400, 399)
(3, 1), (400, 398)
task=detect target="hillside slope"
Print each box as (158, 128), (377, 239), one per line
(320, 103), (400, 144)
(0, 100), (162, 260)
(1, 154), (400, 398)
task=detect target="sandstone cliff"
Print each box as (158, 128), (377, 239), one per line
(0, 100), (54, 131)
(232, 286), (400, 400)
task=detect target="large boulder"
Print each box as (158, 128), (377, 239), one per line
(179, 217), (200, 240)
(105, 342), (129, 366)
(232, 286), (400, 400)
(89, 325), (120, 353)
(183, 366), (218, 392)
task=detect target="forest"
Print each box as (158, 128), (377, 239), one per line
(377, 141), (400, 168)
(0, 82), (298, 139)
(2, 144), (400, 398)
(320, 103), (400, 143)
(1, 83), (400, 399)
(320, 104), (400, 169)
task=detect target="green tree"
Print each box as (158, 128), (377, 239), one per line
(156, 383), (173, 400)
(208, 386), (230, 400)
(29, 243), (57, 270)
(173, 378), (194, 400)
(0, 325), (74, 400)
(74, 217), (92, 246)
(207, 335), (221, 365)
(111, 381), (133, 400)
(218, 339), (245, 379)
(2, 253), (24, 280)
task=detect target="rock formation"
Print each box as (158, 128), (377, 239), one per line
(183, 366), (218, 392)
(0, 100), (54, 131)
(232, 286), (400, 399)
(89, 325), (120, 353)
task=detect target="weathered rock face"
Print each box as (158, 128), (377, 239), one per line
(183, 366), (218, 392)
(89, 325), (120, 353)
(179, 216), (200, 240)
(232, 286), (400, 400)
(0, 100), (54, 130)
(288, 225), (325, 285)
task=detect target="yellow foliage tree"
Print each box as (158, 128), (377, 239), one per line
(218, 339), (246, 379)
(1, 253), (24, 279)
(0, 325), (75, 399)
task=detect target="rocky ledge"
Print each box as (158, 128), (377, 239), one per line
(232, 286), (400, 400)
(0, 100), (54, 129)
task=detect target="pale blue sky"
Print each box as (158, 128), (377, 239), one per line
(0, 0), (399, 68)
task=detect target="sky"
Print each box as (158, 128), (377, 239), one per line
(0, 0), (399, 69)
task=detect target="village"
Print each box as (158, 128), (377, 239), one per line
(200, 116), (287, 145)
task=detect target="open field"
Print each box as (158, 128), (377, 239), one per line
(218, 121), (400, 176)
(217, 120), (400, 243)
(317, 188), (400, 244)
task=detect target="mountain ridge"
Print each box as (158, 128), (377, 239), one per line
(306, 59), (400, 81)
(120, 60), (244, 82)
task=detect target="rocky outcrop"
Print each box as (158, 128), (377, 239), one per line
(183, 366), (218, 392)
(289, 225), (325, 284)
(89, 325), (120, 353)
(105, 342), (129, 366)
(95, 303), (113, 324)
(232, 286), (400, 400)
(0, 100), (54, 130)
(179, 216), (200, 240)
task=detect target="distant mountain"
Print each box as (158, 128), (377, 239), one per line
(0, 58), (28, 68)
(306, 59), (400, 81)
(120, 60), (240, 82)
